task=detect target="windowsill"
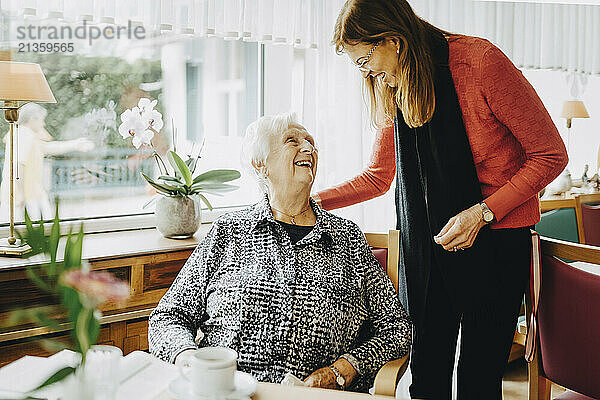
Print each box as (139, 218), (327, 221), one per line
(0, 225), (212, 271)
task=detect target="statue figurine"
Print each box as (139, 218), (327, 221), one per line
(582, 164), (589, 184)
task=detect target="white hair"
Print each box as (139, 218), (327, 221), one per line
(241, 112), (301, 193)
(18, 102), (47, 124)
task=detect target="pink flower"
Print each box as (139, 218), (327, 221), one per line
(61, 270), (130, 307)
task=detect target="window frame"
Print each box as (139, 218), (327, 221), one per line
(0, 42), (266, 236)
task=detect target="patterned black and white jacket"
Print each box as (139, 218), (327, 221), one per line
(148, 195), (411, 391)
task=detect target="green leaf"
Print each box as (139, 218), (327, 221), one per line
(30, 366), (76, 392)
(167, 151), (193, 187)
(33, 310), (62, 331)
(87, 310), (100, 346)
(61, 286), (83, 328)
(26, 267), (52, 293)
(197, 194), (213, 211)
(191, 183), (239, 193)
(39, 339), (71, 353)
(48, 202), (61, 270)
(141, 173), (178, 195)
(185, 157), (197, 175)
(65, 225), (84, 271)
(3, 305), (62, 328)
(158, 175), (182, 183)
(193, 169), (241, 184)
(142, 195), (159, 209)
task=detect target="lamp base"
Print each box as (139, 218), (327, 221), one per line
(0, 238), (32, 256)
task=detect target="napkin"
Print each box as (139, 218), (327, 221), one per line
(0, 349), (152, 400)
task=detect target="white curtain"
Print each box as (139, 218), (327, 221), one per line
(289, 0), (397, 233)
(0, 0), (319, 48)
(2, 0), (599, 72)
(411, 0), (600, 74)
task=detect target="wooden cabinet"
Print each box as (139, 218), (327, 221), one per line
(0, 247), (194, 367)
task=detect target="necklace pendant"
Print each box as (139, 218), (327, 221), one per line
(290, 216), (296, 225)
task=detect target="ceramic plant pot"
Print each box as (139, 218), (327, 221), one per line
(155, 195), (201, 239)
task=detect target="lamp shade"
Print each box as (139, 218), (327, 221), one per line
(560, 100), (590, 119)
(0, 61), (56, 106)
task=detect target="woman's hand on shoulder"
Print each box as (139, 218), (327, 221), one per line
(433, 203), (486, 251)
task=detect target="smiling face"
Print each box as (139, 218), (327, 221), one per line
(264, 123), (318, 193)
(344, 38), (402, 87)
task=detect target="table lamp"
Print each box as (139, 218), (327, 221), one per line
(0, 61), (56, 256)
(561, 100), (590, 154)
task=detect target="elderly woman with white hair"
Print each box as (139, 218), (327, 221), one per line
(148, 113), (411, 392)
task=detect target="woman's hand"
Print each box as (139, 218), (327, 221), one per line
(304, 358), (357, 389)
(304, 367), (337, 389)
(434, 203), (486, 251)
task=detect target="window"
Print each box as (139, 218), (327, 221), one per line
(0, 36), (263, 229)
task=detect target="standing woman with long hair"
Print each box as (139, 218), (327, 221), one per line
(314, 1), (568, 398)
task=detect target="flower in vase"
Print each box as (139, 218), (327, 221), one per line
(61, 270), (130, 308)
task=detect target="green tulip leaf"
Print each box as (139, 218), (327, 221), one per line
(31, 366), (76, 392)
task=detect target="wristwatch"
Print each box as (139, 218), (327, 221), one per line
(480, 201), (495, 223)
(329, 364), (346, 389)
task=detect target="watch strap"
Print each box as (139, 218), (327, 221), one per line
(480, 201), (495, 223)
(328, 364), (345, 389)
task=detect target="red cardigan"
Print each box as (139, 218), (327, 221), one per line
(318, 36), (568, 229)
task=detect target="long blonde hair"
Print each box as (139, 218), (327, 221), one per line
(333, 0), (447, 128)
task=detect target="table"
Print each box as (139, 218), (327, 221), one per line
(134, 351), (392, 400)
(0, 349), (391, 400)
(154, 382), (392, 400)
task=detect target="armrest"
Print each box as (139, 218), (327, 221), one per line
(373, 355), (409, 397)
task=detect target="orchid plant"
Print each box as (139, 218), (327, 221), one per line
(118, 98), (241, 210)
(4, 205), (130, 392)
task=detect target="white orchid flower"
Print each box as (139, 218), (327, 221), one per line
(132, 128), (155, 149)
(118, 108), (154, 148)
(118, 107), (142, 138)
(141, 108), (164, 132)
(138, 98), (158, 113)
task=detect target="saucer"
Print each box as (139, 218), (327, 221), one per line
(168, 371), (257, 400)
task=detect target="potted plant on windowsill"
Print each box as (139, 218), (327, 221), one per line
(119, 98), (241, 239)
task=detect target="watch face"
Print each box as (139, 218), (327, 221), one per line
(484, 211), (494, 222)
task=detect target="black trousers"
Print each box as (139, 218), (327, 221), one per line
(409, 227), (531, 400)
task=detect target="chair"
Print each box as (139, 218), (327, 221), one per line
(535, 208), (579, 243)
(365, 230), (408, 397)
(574, 193), (600, 246)
(527, 237), (600, 400)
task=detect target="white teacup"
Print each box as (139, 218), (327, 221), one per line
(179, 347), (238, 397)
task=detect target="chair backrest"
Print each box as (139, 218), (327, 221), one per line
(536, 238), (600, 398)
(581, 204), (600, 246)
(535, 208), (579, 243)
(575, 193), (600, 245)
(365, 230), (400, 291)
